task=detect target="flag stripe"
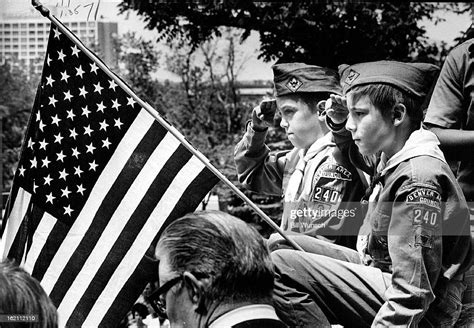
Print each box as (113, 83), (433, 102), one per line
(99, 253), (158, 327)
(47, 121), (169, 305)
(67, 145), (193, 325)
(31, 219), (70, 283)
(24, 203), (46, 260)
(40, 109), (154, 294)
(79, 155), (206, 327)
(24, 211), (56, 274)
(54, 133), (183, 319)
(99, 166), (219, 326)
(1, 188), (32, 259)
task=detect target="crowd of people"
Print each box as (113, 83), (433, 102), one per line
(1, 39), (473, 327)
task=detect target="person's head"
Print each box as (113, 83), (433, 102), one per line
(339, 61), (439, 157)
(272, 63), (342, 149)
(132, 303), (149, 319)
(0, 260), (58, 328)
(152, 210), (274, 328)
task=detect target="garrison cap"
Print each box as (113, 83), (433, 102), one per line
(272, 63), (342, 96)
(338, 61), (440, 98)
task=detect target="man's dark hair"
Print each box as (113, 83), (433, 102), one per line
(349, 84), (423, 131)
(156, 211), (274, 304)
(0, 260), (58, 328)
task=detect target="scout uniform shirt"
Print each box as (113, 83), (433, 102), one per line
(361, 129), (472, 326)
(234, 123), (365, 246)
(424, 38), (474, 203)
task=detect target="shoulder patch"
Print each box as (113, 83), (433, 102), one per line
(315, 163), (353, 181)
(406, 188), (441, 209)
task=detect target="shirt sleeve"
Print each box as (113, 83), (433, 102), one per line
(372, 183), (442, 327)
(424, 44), (467, 129)
(234, 122), (289, 196)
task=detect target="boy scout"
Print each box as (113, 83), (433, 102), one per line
(271, 61), (472, 327)
(234, 63), (365, 249)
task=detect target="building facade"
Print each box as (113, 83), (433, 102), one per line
(0, 5), (118, 74)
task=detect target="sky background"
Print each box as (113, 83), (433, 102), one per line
(2, 0), (473, 81)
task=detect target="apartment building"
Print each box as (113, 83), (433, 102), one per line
(0, 5), (118, 74)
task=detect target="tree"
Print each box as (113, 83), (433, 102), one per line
(118, 2), (472, 68)
(1, 61), (39, 192)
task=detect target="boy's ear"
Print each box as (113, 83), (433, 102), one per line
(392, 103), (407, 127)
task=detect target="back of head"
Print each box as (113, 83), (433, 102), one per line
(272, 62), (341, 111)
(0, 260), (58, 328)
(338, 60), (440, 129)
(156, 210), (274, 304)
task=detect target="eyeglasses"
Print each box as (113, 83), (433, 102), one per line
(147, 275), (182, 319)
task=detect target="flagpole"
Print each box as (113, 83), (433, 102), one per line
(31, 1), (305, 252)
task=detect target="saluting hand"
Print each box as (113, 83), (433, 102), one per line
(326, 94), (348, 125)
(252, 99), (277, 131)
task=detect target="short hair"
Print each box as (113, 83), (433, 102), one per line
(0, 260), (58, 328)
(348, 84), (423, 130)
(156, 211), (274, 304)
(277, 92), (331, 113)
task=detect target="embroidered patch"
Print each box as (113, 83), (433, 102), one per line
(312, 186), (341, 204)
(315, 163), (353, 181)
(406, 188), (441, 210)
(285, 76), (303, 92)
(414, 226), (434, 248)
(344, 69), (360, 85)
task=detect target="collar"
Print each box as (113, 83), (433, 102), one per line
(379, 128), (446, 176)
(300, 132), (334, 162)
(209, 304), (280, 328)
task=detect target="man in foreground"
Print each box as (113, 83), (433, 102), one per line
(151, 210), (286, 328)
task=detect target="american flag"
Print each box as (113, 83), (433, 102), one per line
(1, 20), (219, 327)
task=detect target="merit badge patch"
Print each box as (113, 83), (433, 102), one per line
(414, 226), (434, 248)
(344, 69), (360, 85)
(286, 76), (303, 92)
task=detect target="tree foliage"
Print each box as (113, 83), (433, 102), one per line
(1, 61), (39, 192)
(118, 1), (472, 68)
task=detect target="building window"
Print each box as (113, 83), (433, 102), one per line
(29, 23), (35, 28)
(21, 23), (26, 28)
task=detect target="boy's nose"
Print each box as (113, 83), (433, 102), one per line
(280, 118), (288, 129)
(345, 114), (356, 132)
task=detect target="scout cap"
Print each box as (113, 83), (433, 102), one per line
(272, 62), (342, 96)
(338, 60), (439, 98)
